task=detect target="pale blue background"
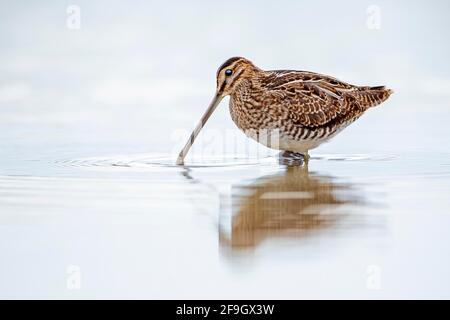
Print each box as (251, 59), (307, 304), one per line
(1, 0), (450, 299)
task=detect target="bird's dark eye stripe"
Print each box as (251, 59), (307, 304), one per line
(225, 69), (233, 76)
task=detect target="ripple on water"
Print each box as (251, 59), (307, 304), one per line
(55, 153), (397, 171)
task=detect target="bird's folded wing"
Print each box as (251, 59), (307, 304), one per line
(262, 80), (355, 128)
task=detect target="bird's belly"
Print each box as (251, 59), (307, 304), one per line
(242, 125), (342, 153)
(256, 133), (328, 153)
(276, 136), (325, 153)
(229, 100), (347, 153)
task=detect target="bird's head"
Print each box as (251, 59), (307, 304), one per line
(176, 57), (259, 165)
(215, 57), (259, 97)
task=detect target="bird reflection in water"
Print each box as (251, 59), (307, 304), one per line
(180, 156), (374, 252)
(219, 158), (366, 250)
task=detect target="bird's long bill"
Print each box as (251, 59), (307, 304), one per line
(176, 94), (223, 165)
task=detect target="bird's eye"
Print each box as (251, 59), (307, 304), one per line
(225, 69), (233, 76)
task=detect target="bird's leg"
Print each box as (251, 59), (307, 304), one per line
(280, 151), (309, 161)
(303, 151), (310, 164)
(278, 151), (309, 166)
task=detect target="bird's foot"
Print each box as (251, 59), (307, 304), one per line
(278, 151), (309, 166)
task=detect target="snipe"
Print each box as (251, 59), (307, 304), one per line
(176, 57), (392, 165)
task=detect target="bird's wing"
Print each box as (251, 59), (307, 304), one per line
(261, 71), (359, 127)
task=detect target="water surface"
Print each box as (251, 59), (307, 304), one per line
(1, 0), (450, 299)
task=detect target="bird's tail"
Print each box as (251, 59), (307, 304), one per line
(353, 86), (393, 108)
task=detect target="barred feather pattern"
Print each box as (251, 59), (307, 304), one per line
(228, 65), (392, 151)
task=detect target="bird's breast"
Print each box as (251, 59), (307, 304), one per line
(229, 93), (274, 132)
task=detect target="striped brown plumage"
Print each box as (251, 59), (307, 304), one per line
(176, 57), (393, 164)
(221, 57), (392, 155)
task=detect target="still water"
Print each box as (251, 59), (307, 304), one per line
(1, 0), (450, 299)
(1, 151), (450, 299)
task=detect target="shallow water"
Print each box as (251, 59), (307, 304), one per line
(2, 151), (450, 298)
(1, 1), (450, 299)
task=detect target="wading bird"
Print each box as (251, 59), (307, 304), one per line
(176, 57), (392, 165)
